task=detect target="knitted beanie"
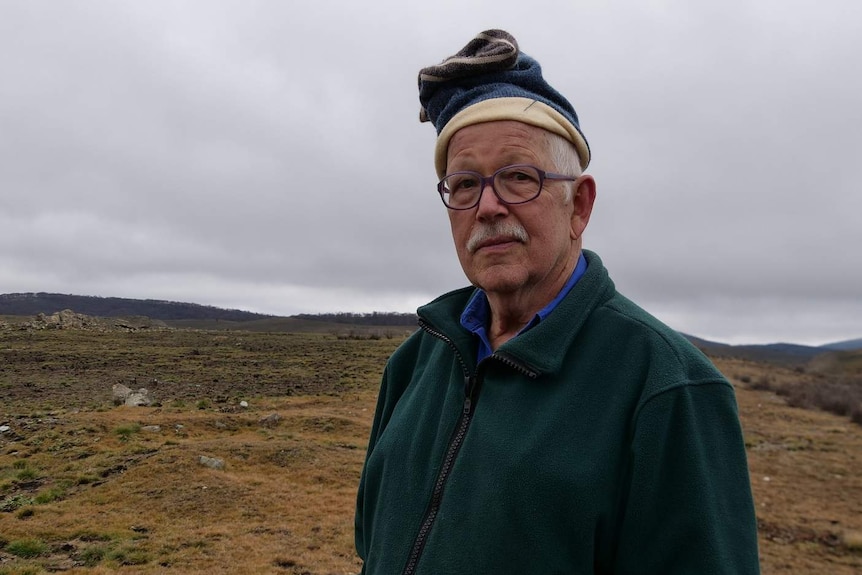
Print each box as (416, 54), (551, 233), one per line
(418, 29), (590, 178)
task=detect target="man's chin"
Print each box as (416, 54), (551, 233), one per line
(466, 265), (528, 295)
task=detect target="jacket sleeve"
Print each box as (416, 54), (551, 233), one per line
(354, 363), (395, 572)
(613, 381), (761, 574)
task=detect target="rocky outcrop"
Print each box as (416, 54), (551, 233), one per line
(22, 309), (168, 332)
(112, 384), (155, 407)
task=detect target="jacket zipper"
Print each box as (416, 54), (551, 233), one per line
(401, 321), (537, 575)
(403, 320), (475, 575)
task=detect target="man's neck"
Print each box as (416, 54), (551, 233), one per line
(484, 254), (578, 350)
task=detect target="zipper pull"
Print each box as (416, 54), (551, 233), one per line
(463, 374), (476, 414)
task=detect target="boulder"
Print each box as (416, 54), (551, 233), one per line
(198, 455), (225, 470)
(259, 413), (281, 428)
(112, 384), (154, 407)
(125, 389), (153, 407)
(112, 384), (133, 405)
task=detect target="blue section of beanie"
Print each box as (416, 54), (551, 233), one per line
(419, 52), (585, 141)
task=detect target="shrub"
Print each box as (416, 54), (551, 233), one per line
(6, 537), (48, 558)
(109, 546), (150, 566)
(1, 494), (34, 512)
(745, 370), (862, 427)
(748, 375), (773, 391)
(80, 544), (109, 567)
(14, 467), (38, 481)
(114, 424), (141, 441)
(34, 486), (65, 504)
(780, 377), (862, 426)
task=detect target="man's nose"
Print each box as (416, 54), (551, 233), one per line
(475, 181), (508, 220)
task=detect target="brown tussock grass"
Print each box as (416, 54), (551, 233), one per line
(719, 357), (862, 574)
(3, 330), (862, 574)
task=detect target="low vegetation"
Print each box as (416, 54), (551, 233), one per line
(1, 320), (861, 573)
(742, 368), (862, 425)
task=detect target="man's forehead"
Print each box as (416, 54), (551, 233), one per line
(452, 119), (547, 140)
(446, 121), (550, 167)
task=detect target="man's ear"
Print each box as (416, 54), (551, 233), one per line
(570, 175), (596, 240)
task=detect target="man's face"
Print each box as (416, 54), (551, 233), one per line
(445, 120), (590, 301)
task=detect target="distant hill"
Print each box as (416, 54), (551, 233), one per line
(682, 334), (841, 366)
(0, 292), (418, 328)
(0, 292), (272, 322)
(1, 293), (856, 351)
(683, 335), (862, 365)
(820, 337), (862, 351)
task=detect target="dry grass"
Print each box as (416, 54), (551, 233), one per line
(722, 357), (862, 574)
(2, 327), (862, 573)
(0, 393), (384, 574)
(1, 329), (399, 574)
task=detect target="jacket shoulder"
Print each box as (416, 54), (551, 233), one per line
(592, 291), (729, 394)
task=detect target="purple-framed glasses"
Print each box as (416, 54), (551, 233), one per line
(437, 164), (577, 210)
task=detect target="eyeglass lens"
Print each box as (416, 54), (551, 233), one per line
(441, 166), (542, 208)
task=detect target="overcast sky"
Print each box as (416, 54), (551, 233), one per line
(1, 1), (860, 345)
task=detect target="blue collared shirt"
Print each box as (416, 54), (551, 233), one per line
(460, 252), (588, 362)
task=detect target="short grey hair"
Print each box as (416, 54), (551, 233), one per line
(544, 131), (582, 203)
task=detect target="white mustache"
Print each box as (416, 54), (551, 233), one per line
(466, 221), (528, 254)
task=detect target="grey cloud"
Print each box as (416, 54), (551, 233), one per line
(1, 1), (859, 344)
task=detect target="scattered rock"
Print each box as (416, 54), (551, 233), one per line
(240, 401), (249, 408)
(140, 425), (161, 433)
(259, 413), (281, 428)
(125, 388), (153, 407)
(112, 384), (155, 407)
(112, 384), (132, 404)
(198, 455), (225, 470)
(0, 425), (10, 433)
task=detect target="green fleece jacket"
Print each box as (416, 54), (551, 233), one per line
(355, 250), (760, 574)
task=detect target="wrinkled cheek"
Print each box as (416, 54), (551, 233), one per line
(454, 246), (474, 279)
(449, 224), (472, 262)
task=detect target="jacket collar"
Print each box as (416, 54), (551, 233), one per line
(417, 250), (615, 377)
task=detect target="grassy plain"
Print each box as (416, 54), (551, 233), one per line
(1, 323), (861, 574)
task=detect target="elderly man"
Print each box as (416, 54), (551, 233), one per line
(355, 30), (760, 574)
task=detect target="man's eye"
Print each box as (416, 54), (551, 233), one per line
(503, 170), (536, 183)
(453, 177), (478, 191)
